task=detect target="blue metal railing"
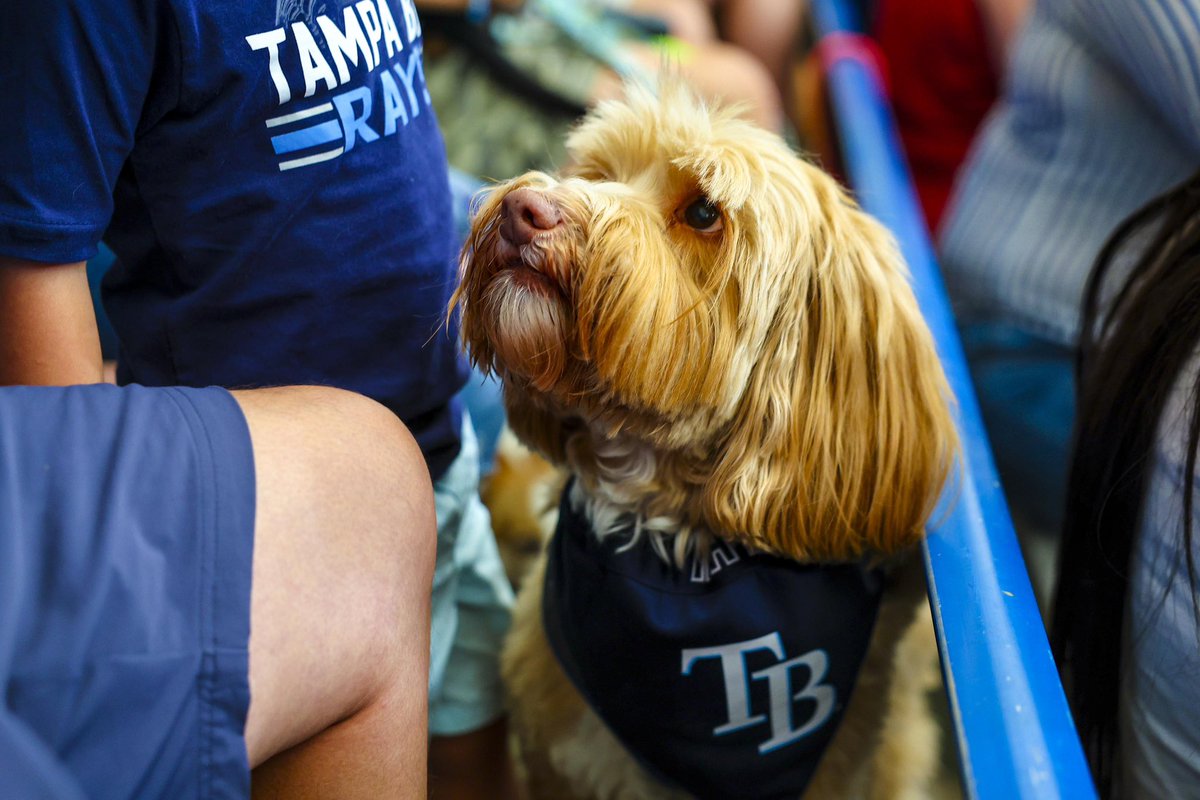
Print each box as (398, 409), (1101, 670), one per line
(808, 3), (1096, 798)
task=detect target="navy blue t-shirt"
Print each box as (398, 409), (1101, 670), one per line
(544, 486), (884, 799)
(0, 0), (466, 476)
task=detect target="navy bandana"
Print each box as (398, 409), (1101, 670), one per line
(543, 484), (885, 799)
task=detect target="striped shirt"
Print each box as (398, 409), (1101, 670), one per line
(939, 0), (1200, 346)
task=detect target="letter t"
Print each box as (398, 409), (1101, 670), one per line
(682, 632), (785, 735)
(246, 28), (292, 105)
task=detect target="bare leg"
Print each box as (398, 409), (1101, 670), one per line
(719, 0), (808, 101)
(232, 387), (437, 799)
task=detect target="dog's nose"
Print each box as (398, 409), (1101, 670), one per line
(500, 188), (562, 246)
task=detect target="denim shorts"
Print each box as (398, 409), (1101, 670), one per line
(0, 385), (255, 799)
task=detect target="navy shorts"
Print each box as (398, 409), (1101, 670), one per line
(0, 384), (256, 799)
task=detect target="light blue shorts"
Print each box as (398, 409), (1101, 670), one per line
(429, 416), (514, 736)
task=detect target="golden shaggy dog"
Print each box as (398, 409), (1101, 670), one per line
(454, 82), (958, 799)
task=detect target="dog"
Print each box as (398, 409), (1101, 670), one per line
(454, 81), (959, 799)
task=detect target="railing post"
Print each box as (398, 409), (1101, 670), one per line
(807, 3), (1097, 797)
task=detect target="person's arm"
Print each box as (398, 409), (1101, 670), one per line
(1075, 0), (1200, 152)
(0, 2), (162, 379)
(0, 258), (103, 385)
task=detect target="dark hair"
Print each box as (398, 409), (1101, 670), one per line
(1051, 170), (1200, 797)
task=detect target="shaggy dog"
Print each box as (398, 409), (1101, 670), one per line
(454, 82), (958, 799)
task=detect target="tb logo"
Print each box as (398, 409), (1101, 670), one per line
(681, 632), (836, 754)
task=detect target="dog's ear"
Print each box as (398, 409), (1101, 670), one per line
(701, 172), (957, 561)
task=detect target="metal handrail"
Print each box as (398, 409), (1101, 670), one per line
(808, 2), (1097, 797)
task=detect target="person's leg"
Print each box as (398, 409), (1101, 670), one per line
(717, 0), (808, 102)
(234, 387), (437, 799)
(0, 384), (434, 798)
(0, 384), (263, 799)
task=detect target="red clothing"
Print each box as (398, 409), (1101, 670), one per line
(873, 0), (999, 233)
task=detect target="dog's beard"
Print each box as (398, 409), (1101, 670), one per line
(465, 190), (584, 396)
(479, 267), (571, 393)
(464, 184), (745, 450)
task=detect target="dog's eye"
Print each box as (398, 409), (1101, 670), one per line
(570, 166), (606, 181)
(682, 197), (723, 232)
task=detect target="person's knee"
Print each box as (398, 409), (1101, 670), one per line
(314, 385), (437, 615)
(332, 389), (438, 681)
(684, 43), (784, 130)
(249, 384), (437, 652)
(240, 385), (432, 514)
(235, 386), (437, 765)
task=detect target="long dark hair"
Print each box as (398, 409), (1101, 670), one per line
(1051, 170), (1200, 797)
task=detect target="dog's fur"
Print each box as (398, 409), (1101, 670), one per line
(454, 81), (958, 799)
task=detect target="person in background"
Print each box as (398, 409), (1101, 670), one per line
(626, 0), (807, 126)
(872, 0), (1030, 232)
(1052, 172), (1200, 799)
(0, 1), (515, 797)
(938, 0), (1200, 602)
(420, 0), (783, 182)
